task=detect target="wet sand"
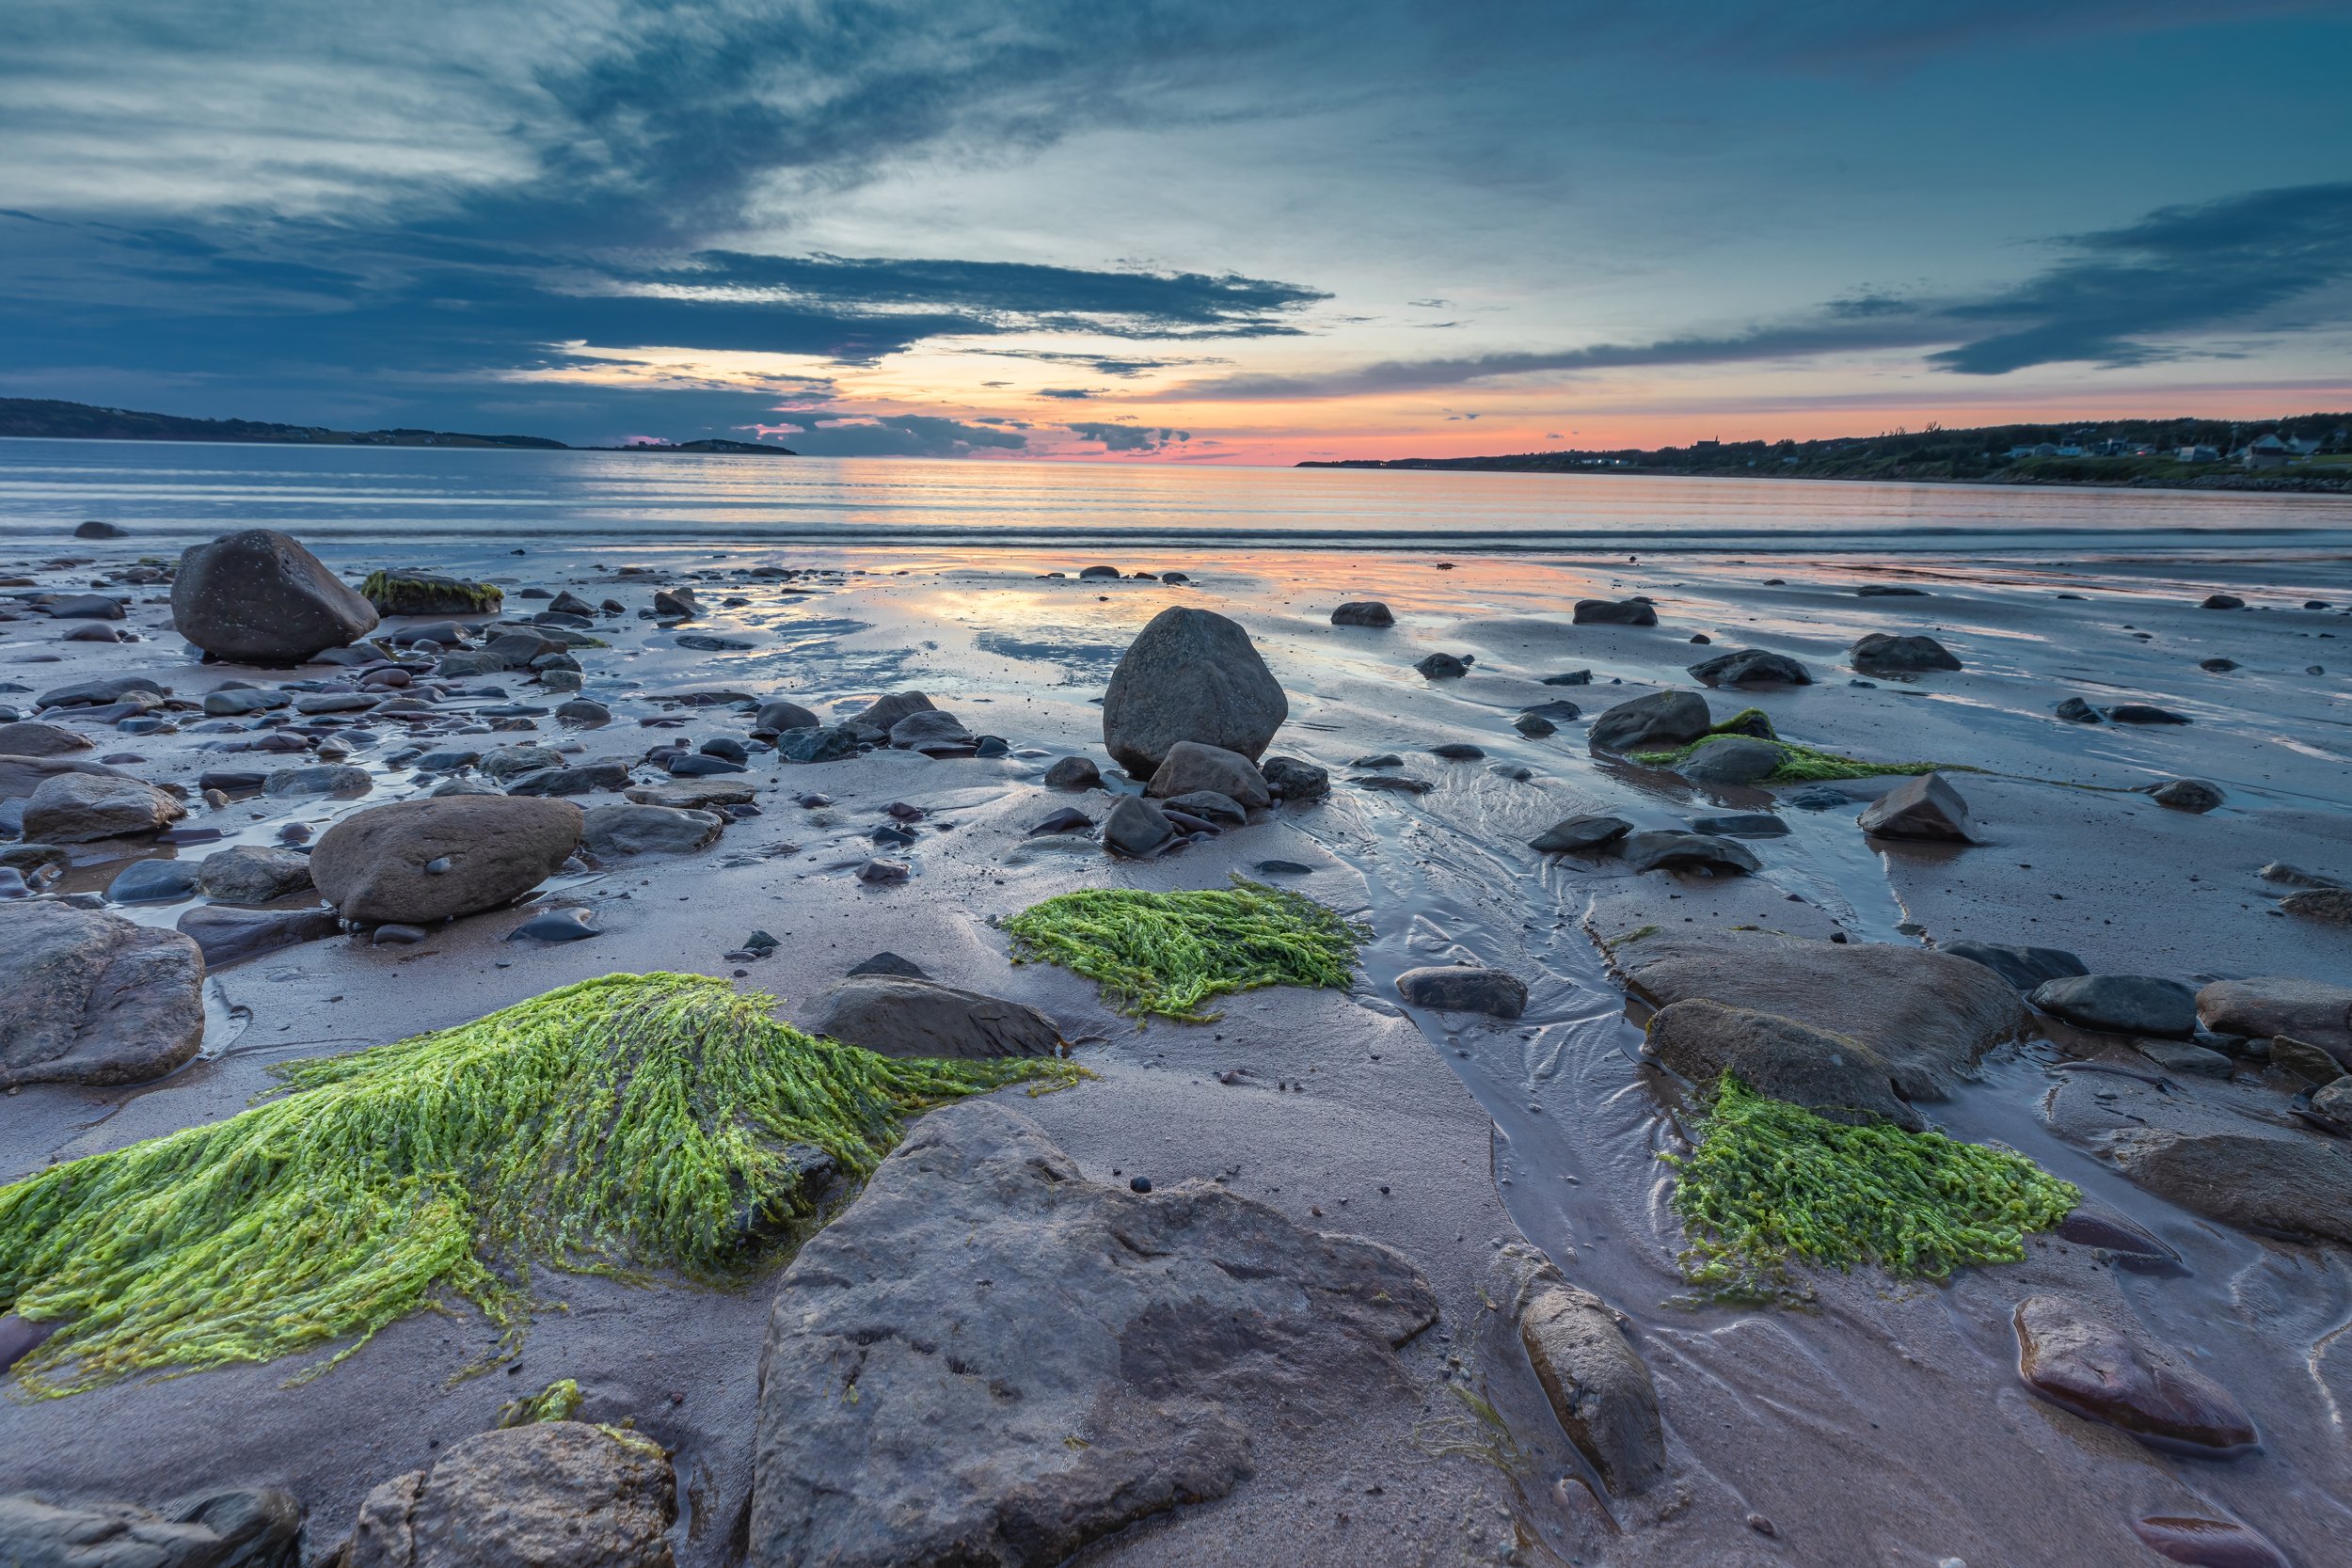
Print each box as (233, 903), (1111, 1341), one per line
(4, 536), (2350, 1567)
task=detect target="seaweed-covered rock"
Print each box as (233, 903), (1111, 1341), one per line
(0, 1489), (300, 1568)
(1677, 736), (1782, 785)
(1101, 607), (1288, 776)
(809, 975), (1061, 1060)
(347, 1422), (675, 1568)
(1851, 633), (1961, 673)
(359, 570), (503, 617)
(1146, 739), (1270, 810)
(0, 900), (206, 1088)
(1573, 598), (1658, 626)
(171, 530), (379, 665)
(2012, 1295), (2256, 1452)
(310, 797), (582, 925)
(747, 1102), (1435, 1568)
(24, 772), (186, 842)
(1857, 772), (1974, 842)
(1645, 1000), (1919, 1129)
(1589, 689), (1709, 752)
(1688, 648), (1810, 687)
(1616, 929), (2026, 1099)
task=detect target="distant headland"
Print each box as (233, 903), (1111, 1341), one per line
(0, 397), (797, 455)
(1300, 414), (2352, 492)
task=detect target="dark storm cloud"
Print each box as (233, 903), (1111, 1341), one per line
(1064, 421), (1189, 451)
(761, 412), (1030, 457)
(1165, 182), (2352, 399)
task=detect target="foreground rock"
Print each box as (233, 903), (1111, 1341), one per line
(1677, 736), (1782, 785)
(1622, 830), (1758, 875)
(1496, 1245), (1664, 1497)
(0, 721), (93, 757)
(1589, 689), (1709, 752)
(2028, 974), (2198, 1038)
(1395, 964), (1529, 1018)
(1530, 814), (1630, 853)
(2197, 976), (2352, 1059)
(1102, 794), (1176, 857)
(2101, 1128), (2352, 1243)
(1857, 772), (1974, 842)
(1145, 739), (1270, 810)
(1645, 1000), (1920, 1129)
(581, 803), (723, 856)
(24, 772), (186, 842)
(1615, 930), (2026, 1098)
(310, 797), (582, 925)
(346, 1421), (675, 1568)
(171, 529), (379, 664)
(1101, 606), (1287, 776)
(2013, 1295), (2257, 1453)
(749, 1102), (1437, 1568)
(0, 1489), (300, 1568)
(810, 975), (1061, 1059)
(0, 901), (205, 1088)
(177, 904), (342, 966)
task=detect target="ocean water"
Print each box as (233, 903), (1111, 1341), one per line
(4, 436), (2350, 556)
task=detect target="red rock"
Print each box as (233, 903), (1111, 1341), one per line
(2013, 1295), (2257, 1453)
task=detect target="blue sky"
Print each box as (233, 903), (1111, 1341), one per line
(4, 1), (2349, 459)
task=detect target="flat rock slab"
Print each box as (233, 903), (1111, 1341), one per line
(2013, 1294), (2257, 1453)
(348, 1422), (675, 1568)
(0, 1489), (299, 1568)
(177, 904), (342, 967)
(1615, 930), (2026, 1099)
(2197, 976), (2352, 1058)
(0, 899), (205, 1088)
(748, 1101), (1437, 1568)
(2100, 1127), (2352, 1244)
(808, 975), (1062, 1059)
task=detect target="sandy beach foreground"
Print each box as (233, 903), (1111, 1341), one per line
(4, 528), (2350, 1568)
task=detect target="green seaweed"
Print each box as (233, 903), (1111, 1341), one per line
(1663, 1075), (2076, 1300)
(498, 1377), (583, 1427)
(1003, 877), (1364, 1023)
(1630, 730), (1968, 783)
(0, 973), (1083, 1398)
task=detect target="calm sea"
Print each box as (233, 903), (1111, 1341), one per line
(4, 437), (2348, 557)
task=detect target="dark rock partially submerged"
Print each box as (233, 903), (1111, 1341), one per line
(748, 1102), (1437, 1568)
(2012, 1294), (2257, 1453)
(2196, 976), (2352, 1058)
(1851, 633), (1961, 673)
(1395, 964), (1529, 1018)
(1573, 598), (1658, 626)
(1622, 830), (1759, 875)
(1589, 689), (1710, 752)
(0, 900), (206, 1088)
(810, 975), (1061, 1060)
(1530, 814), (1631, 853)
(176, 904), (342, 966)
(1688, 648), (1810, 687)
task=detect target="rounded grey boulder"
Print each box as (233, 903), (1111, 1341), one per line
(1330, 600), (1394, 627)
(1, 900), (206, 1088)
(1146, 739), (1270, 810)
(2029, 974), (2199, 1038)
(811, 975), (1062, 1060)
(171, 529), (380, 665)
(197, 845), (316, 903)
(1851, 633), (1962, 673)
(1589, 689), (1709, 752)
(580, 803), (724, 856)
(1395, 964), (1529, 1018)
(310, 796), (583, 925)
(1688, 648), (1811, 687)
(23, 771), (187, 842)
(1102, 607), (1287, 777)
(1677, 736), (1783, 785)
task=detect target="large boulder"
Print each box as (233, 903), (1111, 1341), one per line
(1589, 689), (1709, 752)
(2012, 1295), (2256, 1453)
(1101, 607), (1287, 777)
(1614, 930), (2026, 1099)
(809, 975), (1061, 1059)
(346, 1422), (675, 1568)
(580, 803), (723, 856)
(0, 900), (206, 1088)
(0, 1489), (299, 1568)
(24, 772), (186, 842)
(171, 530), (380, 665)
(1644, 999), (1920, 1129)
(2197, 976), (2352, 1058)
(1144, 739), (1270, 810)
(310, 797), (582, 925)
(748, 1102), (1437, 1568)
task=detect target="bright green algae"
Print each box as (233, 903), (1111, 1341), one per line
(1632, 726), (1960, 783)
(1664, 1075), (2076, 1299)
(0, 973), (1083, 1397)
(1003, 878), (1364, 1023)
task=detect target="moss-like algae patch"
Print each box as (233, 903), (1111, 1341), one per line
(1632, 723), (1967, 783)
(1664, 1075), (2076, 1300)
(1003, 877), (1365, 1023)
(359, 570), (504, 615)
(0, 973), (1083, 1397)
(498, 1377), (583, 1427)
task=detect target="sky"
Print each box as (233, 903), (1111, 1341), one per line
(4, 0), (2351, 463)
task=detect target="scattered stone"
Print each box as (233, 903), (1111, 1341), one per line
(1102, 794), (1176, 857)
(507, 907), (599, 942)
(0, 1490), (300, 1568)
(1394, 964), (1529, 1018)
(1678, 736), (1783, 785)
(2128, 1516), (2290, 1568)
(2054, 696), (2103, 723)
(1622, 830), (1759, 875)
(45, 594), (127, 621)
(581, 803), (724, 856)
(2280, 887), (2352, 925)
(1027, 806), (1095, 838)
(1689, 648), (1810, 686)
(1857, 772), (1975, 842)
(1355, 774), (1433, 795)
(360, 570), (503, 616)
(1573, 598), (1658, 626)
(2150, 779), (2224, 813)
(24, 772), (187, 841)
(1530, 814), (1631, 853)
(747, 1102), (1437, 1568)
(1854, 584), (1928, 596)
(2199, 594), (2246, 610)
(1413, 651), (1472, 679)
(2265, 1035), (2341, 1085)
(1077, 563), (1122, 579)
(774, 724), (862, 764)
(2029, 974), (2199, 1038)
(846, 951), (927, 979)
(171, 529), (379, 664)
(36, 675), (168, 709)
(480, 743), (564, 782)
(2106, 704), (2190, 724)
(176, 904), (341, 965)
(624, 777), (756, 810)
(856, 858), (910, 883)
(845, 690), (936, 737)
(1042, 755), (1102, 790)
(2137, 1040), (2233, 1077)
(1259, 754), (1329, 800)
(2013, 1295), (2257, 1452)
(73, 519), (131, 539)
(1646, 1000), (1920, 1127)
(1497, 1246), (1664, 1496)
(1851, 633), (1962, 673)
(311, 797), (583, 925)
(888, 710), (977, 754)
(1101, 607), (1288, 776)
(1514, 713), (1556, 737)
(1330, 600), (1394, 626)
(0, 900), (206, 1088)
(0, 721), (94, 756)
(652, 585), (699, 617)
(2103, 1127), (2352, 1243)
(1255, 860), (1312, 875)
(1146, 739), (1270, 809)
(1164, 789), (1246, 826)
(812, 975), (1061, 1060)
(505, 762), (632, 797)
(1543, 670), (1594, 686)
(1590, 689), (1710, 752)
(346, 1421), (674, 1568)
(260, 764), (373, 800)
(2197, 977), (2352, 1058)
(105, 857), (202, 904)
(2313, 1079), (2352, 1120)
(1688, 812), (1788, 838)
(1943, 941), (2089, 992)
(2199, 657), (2240, 673)
(1352, 752), (1403, 768)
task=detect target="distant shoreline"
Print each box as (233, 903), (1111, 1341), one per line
(0, 396), (797, 456)
(1296, 459), (2351, 496)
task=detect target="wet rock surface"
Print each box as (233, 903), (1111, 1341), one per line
(1529, 814), (1631, 853)
(2100, 1127), (2352, 1243)
(808, 974), (1062, 1060)
(1677, 736), (1782, 785)
(1100, 606), (1287, 776)
(0, 900), (205, 1088)
(177, 904), (342, 966)
(1621, 830), (1759, 875)
(310, 796), (582, 925)
(2029, 974), (2200, 1038)
(1145, 739), (1270, 810)
(1687, 647), (1809, 686)
(1941, 940), (2087, 992)
(1572, 597), (1658, 626)
(196, 845), (316, 902)
(1495, 1245), (1664, 1497)
(1851, 632), (1962, 673)
(1644, 1000), (1920, 1129)
(2197, 976), (2352, 1057)
(171, 529), (379, 665)
(1588, 689), (1709, 752)
(0, 1489), (300, 1568)
(24, 771), (187, 841)
(748, 1102), (1437, 1568)
(2012, 1294), (2257, 1453)
(580, 803), (723, 856)
(1329, 600), (1393, 626)
(1395, 963), (1531, 1018)
(346, 1421), (675, 1568)
(1856, 771), (1975, 842)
